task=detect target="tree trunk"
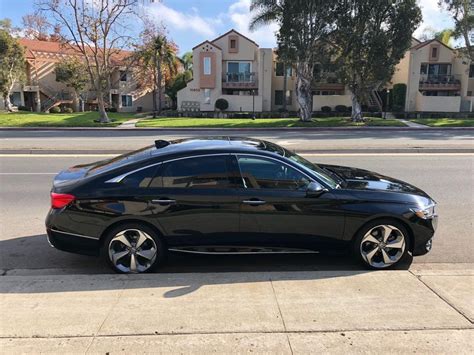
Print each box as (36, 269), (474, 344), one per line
(72, 92), (80, 112)
(282, 63), (288, 112)
(4, 94), (14, 112)
(157, 57), (163, 115)
(97, 91), (110, 123)
(351, 91), (363, 122)
(295, 62), (313, 122)
(152, 50), (158, 118)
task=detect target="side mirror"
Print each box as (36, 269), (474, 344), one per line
(306, 181), (328, 197)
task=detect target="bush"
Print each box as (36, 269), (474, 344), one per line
(392, 83), (407, 111)
(50, 106), (61, 113)
(321, 106), (332, 113)
(62, 107), (73, 113)
(215, 98), (229, 111)
(335, 105), (347, 113)
(17, 105), (29, 111)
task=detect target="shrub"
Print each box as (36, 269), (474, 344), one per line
(335, 105), (347, 112)
(321, 106), (332, 113)
(17, 105), (29, 111)
(215, 98), (229, 111)
(50, 106), (61, 113)
(392, 83), (407, 111)
(62, 107), (73, 113)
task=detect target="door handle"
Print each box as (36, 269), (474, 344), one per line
(242, 199), (266, 206)
(151, 198), (176, 206)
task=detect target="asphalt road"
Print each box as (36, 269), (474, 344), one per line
(1, 153), (472, 274)
(1, 129), (474, 153)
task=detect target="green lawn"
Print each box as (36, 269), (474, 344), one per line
(137, 117), (406, 128)
(410, 118), (474, 127)
(0, 111), (135, 127)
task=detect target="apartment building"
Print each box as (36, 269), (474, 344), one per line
(178, 29), (473, 113)
(2, 38), (156, 113)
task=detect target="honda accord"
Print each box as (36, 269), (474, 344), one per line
(46, 137), (437, 273)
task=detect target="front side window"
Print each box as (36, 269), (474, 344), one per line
(237, 156), (311, 191)
(203, 57), (211, 75)
(158, 156), (231, 189)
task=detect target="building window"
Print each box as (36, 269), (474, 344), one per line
(468, 91), (473, 96)
(203, 57), (211, 75)
(470, 64), (474, 78)
(121, 95), (132, 107)
(275, 90), (292, 105)
(204, 89), (211, 104)
(276, 62), (292, 77)
(230, 39), (237, 49)
(431, 47), (438, 58)
(120, 71), (127, 82)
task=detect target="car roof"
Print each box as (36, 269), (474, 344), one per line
(150, 137), (285, 157)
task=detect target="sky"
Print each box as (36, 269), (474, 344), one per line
(0, 0), (456, 55)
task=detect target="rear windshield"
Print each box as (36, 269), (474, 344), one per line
(86, 145), (154, 176)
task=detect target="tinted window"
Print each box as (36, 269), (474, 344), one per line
(238, 156), (310, 190)
(157, 156), (231, 189)
(121, 165), (158, 188)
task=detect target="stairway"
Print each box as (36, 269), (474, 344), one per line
(367, 90), (383, 111)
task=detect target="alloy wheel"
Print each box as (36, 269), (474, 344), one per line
(108, 229), (157, 273)
(360, 224), (406, 268)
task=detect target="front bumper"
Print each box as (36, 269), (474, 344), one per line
(411, 214), (438, 256)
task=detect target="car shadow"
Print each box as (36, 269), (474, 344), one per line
(0, 234), (413, 296)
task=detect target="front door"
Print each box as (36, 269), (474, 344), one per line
(235, 155), (344, 250)
(147, 154), (240, 246)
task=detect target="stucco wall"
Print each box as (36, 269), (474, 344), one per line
(416, 92), (461, 112)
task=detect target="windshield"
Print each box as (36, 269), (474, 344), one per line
(262, 141), (340, 189)
(85, 145), (154, 176)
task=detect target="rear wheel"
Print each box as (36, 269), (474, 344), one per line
(102, 224), (166, 274)
(353, 220), (409, 269)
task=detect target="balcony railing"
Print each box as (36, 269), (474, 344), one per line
(222, 72), (258, 89)
(419, 74), (461, 90)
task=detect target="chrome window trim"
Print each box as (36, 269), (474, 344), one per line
(105, 153), (232, 184)
(50, 228), (99, 240)
(233, 153), (325, 189)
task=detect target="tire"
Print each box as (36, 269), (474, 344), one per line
(102, 223), (166, 274)
(352, 219), (410, 270)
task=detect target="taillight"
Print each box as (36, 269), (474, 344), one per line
(51, 192), (76, 209)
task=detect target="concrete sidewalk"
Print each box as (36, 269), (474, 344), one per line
(1, 266), (473, 354)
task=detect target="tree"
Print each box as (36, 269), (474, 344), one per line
(37, 0), (139, 123)
(250, 0), (336, 122)
(22, 13), (51, 41)
(331, 0), (421, 121)
(439, 0), (474, 60)
(0, 29), (25, 111)
(135, 26), (179, 117)
(55, 58), (89, 112)
(166, 70), (192, 109)
(418, 27), (454, 46)
(180, 52), (193, 74)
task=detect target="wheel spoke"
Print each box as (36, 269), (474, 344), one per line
(381, 226), (394, 242)
(135, 231), (149, 248)
(381, 249), (393, 264)
(137, 248), (156, 260)
(115, 232), (132, 248)
(112, 250), (129, 264)
(364, 234), (380, 244)
(386, 238), (405, 249)
(130, 253), (138, 273)
(365, 246), (379, 264)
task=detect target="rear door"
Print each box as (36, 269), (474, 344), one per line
(146, 154), (241, 246)
(234, 154), (345, 250)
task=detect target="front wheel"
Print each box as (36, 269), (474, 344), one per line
(102, 223), (166, 274)
(353, 220), (409, 269)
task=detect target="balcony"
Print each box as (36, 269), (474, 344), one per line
(419, 74), (461, 91)
(222, 72), (258, 89)
(312, 77), (345, 91)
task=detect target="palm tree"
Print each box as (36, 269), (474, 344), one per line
(180, 52), (193, 74)
(249, 0), (283, 31)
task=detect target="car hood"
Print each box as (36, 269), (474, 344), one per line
(320, 164), (432, 199)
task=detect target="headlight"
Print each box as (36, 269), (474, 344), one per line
(411, 204), (436, 219)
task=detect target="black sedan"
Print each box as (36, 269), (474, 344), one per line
(46, 137), (437, 273)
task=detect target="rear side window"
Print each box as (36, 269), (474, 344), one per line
(154, 156), (231, 189)
(121, 165), (159, 188)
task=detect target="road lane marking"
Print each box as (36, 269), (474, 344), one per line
(1, 153), (473, 158)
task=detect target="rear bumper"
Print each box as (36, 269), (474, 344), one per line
(46, 228), (99, 256)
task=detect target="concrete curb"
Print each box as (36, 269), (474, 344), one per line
(1, 126), (474, 132)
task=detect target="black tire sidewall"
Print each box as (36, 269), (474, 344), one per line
(101, 223), (166, 274)
(352, 219), (410, 270)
